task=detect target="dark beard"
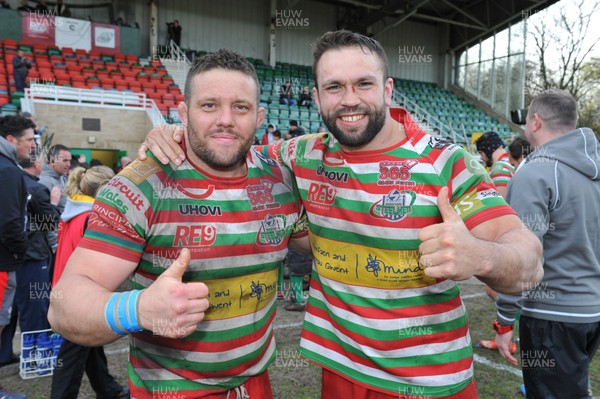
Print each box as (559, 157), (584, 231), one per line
(322, 106), (386, 148)
(187, 122), (252, 170)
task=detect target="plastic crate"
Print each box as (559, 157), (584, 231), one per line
(19, 328), (63, 379)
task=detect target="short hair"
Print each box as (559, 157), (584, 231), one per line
(19, 147), (46, 169)
(65, 165), (114, 198)
(312, 30), (390, 87)
(0, 115), (36, 140)
(508, 136), (531, 160)
(184, 49), (260, 105)
(528, 89), (578, 132)
(47, 144), (70, 163)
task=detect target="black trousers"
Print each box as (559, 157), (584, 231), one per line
(50, 338), (123, 399)
(520, 316), (600, 399)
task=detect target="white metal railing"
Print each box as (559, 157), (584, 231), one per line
(393, 90), (468, 146)
(24, 84), (166, 126)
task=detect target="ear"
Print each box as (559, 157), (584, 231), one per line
(384, 77), (394, 107)
(313, 86), (321, 115)
(256, 106), (266, 130)
(532, 113), (543, 132)
(178, 102), (188, 127)
(5, 134), (17, 146)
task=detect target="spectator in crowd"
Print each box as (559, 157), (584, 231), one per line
(39, 144), (71, 257)
(299, 86), (312, 108)
(12, 49), (32, 93)
(167, 20), (182, 47)
(475, 131), (515, 198)
(16, 148), (60, 335)
(17, 0), (32, 12)
(507, 136), (531, 170)
(0, 115), (35, 386)
(272, 129), (283, 144)
(39, 144), (71, 212)
(261, 123), (276, 145)
(50, 165), (129, 399)
(89, 158), (103, 167)
(0, 0), (11, 9)
(114, 156), (132, 174)
(55, 0), (70, 17)
(494, 89), (600, 398)
(49, 49), (308, 398)
(316, 126), (326, 133)
(34, 0), (48, 13)
(279, 81), (297, 107)
(140, 30), (544, 399)
(286, 119), (305, 139)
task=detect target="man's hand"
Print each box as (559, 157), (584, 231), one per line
(495, 331), (518, 366)
(50, 186), (61, 206)
(138, 124), (186, 165)
(418, 187), (483, 281)
(138, 249), (209, 338)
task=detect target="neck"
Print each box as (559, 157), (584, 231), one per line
(186, 146), (247, 178)
(492, 147), (507, 163)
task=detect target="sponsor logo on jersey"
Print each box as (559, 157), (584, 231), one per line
(306, 183), (336, 205)
(98, 179), (145, 214)
(428, 136), (455, 150)
(377, 160), (418, 186)
(178, 204), (223, 216)
(120, 158), (161, 184)
(246, 180), (281, 211)
(252, 148), (277, 166)
(173, 225), (217, 247)
(316, 165), (349, 182)
(369, 189), (416, 221)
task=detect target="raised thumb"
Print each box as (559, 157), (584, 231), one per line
(437, 187), (460, 222)
(162, 248), (191, 281)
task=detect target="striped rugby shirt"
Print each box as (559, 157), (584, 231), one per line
(489, 151), (515, 189)
(79, 146), (305, 398)
(264, 108), (515, 397)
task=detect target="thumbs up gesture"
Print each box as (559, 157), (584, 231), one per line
(137, 249), (210, 338)
(418, 187), (479, 281)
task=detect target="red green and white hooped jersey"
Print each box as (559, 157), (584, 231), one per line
(79, 144), (305, 398)
(489, 151), (515, 189)
(263, 108), (515, 398)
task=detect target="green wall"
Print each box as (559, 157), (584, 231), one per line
(0, 8), (23, 42)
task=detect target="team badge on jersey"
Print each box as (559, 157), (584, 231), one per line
(369, 189), (416, 221)
(256, 214), (289, 246)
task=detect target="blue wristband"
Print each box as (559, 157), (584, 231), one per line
(105, 290), (144, 335)
(105, 292), (127, 335)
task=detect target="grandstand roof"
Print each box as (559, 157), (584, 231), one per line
(310, 0), (560, 53)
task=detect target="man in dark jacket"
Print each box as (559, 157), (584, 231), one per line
(12, 50), (32, 93)
(0, 116), (35, 375)
(17, 148), (60, 334)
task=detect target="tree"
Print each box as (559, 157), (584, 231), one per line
(525, 0), (600, 101)
(578, 57), (600, 135)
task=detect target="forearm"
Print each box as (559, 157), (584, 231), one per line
(476, 227), (543, 294)
(48, 274), (123, 346)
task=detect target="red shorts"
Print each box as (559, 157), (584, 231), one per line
(201, 371), (272, 399)
(132, 371), (273, 399)
(321, 369), (478, 399)
(0, 271), (11, 326)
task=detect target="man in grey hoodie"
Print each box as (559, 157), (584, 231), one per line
(494, 89), (600, 398)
